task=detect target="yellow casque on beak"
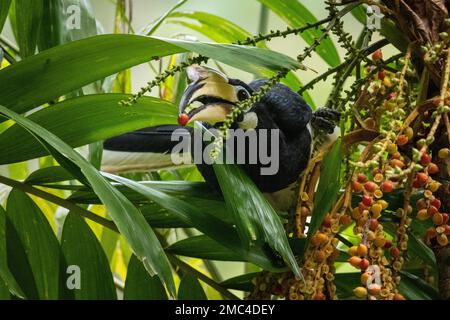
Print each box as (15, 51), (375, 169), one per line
(179, 65), (238, 125)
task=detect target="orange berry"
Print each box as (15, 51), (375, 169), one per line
(437, 234), (449, 246)
(357, 244), (368, 257)
(391, 159), (405, 168)
(313, 292), (326, 300)
(348, 245), (359, 256)
(368, 283), (381, 295)
(348, 256), (362, 268)
(311, 232), (328, 246)
(432, 213), (444, 225)
(361, 272), (371, 285)
(394, 293), (406, 300)
(416, 172), (429, 185)
(397, 135), (408, 146)
(428, 163), (439, 174)
(381, 180), (394, 193)
(417, 209), (429, 221)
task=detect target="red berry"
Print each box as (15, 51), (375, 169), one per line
(421, 154), (431, 166)
(177, 114), (190, 126)
(412, 179), (422, 189)
(378, 70), (386, 80)
(362, 195), (373, 206)
(359, 258), (370, 271)
(428, 205), (439, 217)
(352, 181), (363, 193)
(387, 92), (397, 100)
(390, 247), (400, 258)
(442, 213), (449, 225)
(384, 240), (392, 249)
(322, 216), (332, 228)
(428, 163), (439, 175)
(381, 180), (394, 193)
(364, 182), (377, 193)
(372, 49), (383, 61)
(431, 198), (442, 210)
(369, 219), (379, 231)
(357, 173), (368, 183)
(445, 225), (450, 235)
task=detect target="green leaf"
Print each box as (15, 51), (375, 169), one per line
(69, 181), (219, 204)
(162, 37), (300, 74)
(167, 235), (242, 261)
(60, 213), (116, 300)
(25, 166), (74, 185)
(213, 160), (301, 278)
(0, 0), (11, 33)
(221, 273), (259, 292)
(37, 0), (64, 51)
(399, 270), (439, 300)
(6, 189), (60, 299)
(307, 139), (342, 246)
(102, 172), (284, 272)
(9, 0), (44, 57)
(0, 34), (298, 116)
(166, 11), (315, 107)
(178, 274), (207, 300)
(257, 0), (341, 66)
(168, 11), (256, 45)
(124, 255), (168, 300)
(351, 4), (367, 25)
(0, 205), (25, 299)
(0, 94), (177, 164)
(0, 104), (176, 297)
(143, 0), (188, 36)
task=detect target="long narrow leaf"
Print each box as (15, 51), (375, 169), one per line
(213, 162), (301, 278)
(0, 0), (11, 33)
(0, 94), (177, 164)
(6, 189), (60, 299)
(307, 139), (342, 245)
(0, 104), (176, 297)
(257, 0), (341, 66)
(124, 255), (168, 300)
(0, 34), (299, 116)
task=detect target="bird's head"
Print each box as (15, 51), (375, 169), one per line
(178, 65), (253, 127)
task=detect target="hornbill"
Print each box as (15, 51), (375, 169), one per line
(103, 66), (340, 212)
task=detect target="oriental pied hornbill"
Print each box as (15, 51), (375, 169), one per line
(103, 66), (339, 212)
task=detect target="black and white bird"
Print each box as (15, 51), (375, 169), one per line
(103, 66), (339, 212)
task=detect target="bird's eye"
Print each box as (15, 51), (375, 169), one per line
(237, 89), (250, 101)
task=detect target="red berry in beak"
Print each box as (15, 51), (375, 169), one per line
(178, 114), (190, 126)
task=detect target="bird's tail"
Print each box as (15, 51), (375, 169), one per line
(102, 125), (193, 174)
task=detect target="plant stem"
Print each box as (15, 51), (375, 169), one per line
(0, 175), (118, 232)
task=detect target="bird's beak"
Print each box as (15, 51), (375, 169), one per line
(178, 65), (238, 126)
